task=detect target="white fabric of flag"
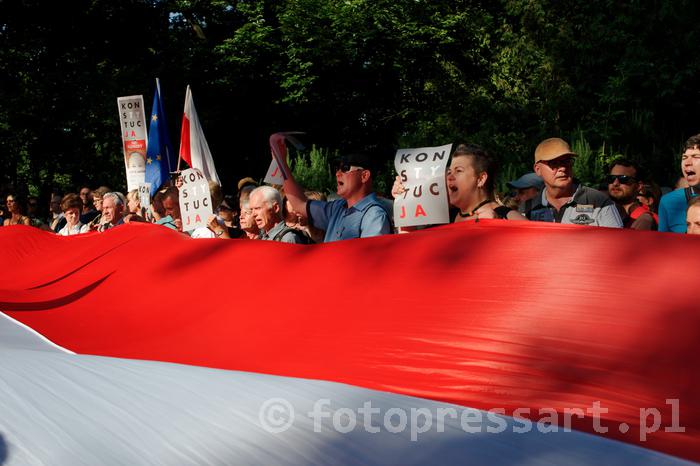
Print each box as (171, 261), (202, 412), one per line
(179, 85), (221, 185)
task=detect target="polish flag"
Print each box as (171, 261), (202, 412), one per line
(178, 85), (221, 185)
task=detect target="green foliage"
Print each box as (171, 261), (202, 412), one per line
(3, 0), (700, 201)
(373, 159), (397, 198)
(290, 145), (337, 194)
(571, 131), (623, 188)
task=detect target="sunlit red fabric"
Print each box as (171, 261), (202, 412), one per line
(1, 222), (698, 461)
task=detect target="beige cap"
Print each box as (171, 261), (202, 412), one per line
(237, 177), (257, 191)
(535, 138), (577, 162)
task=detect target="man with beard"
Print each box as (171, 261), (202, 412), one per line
(527, 138), (622, 227)
(606, 158), (657, 230)
(659, 134), (700, 232)
(279, 152), (391, 242)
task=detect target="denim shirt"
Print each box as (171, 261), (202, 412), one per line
(308, 193), (392, 242)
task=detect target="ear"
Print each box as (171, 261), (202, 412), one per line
(477, 171), (488, 189)
(361, 169), (371, 184)
(272, 202), (281, 214)
(534, 162), (542, 177)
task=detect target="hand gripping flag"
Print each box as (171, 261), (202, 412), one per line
(145, 78), (175, 192)
(178, 85), (221, 185)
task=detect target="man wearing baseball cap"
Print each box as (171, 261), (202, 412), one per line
(507, 172), (543, 214)
(526, 137), (622, 227)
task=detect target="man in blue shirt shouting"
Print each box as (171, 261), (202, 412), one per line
(280, 152), (392, 242)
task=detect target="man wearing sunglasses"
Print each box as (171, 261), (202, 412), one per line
(279, 152), (391, 242)
(527, 138), (622, 227)
(606, 158), (657, 230)
(658, 134), (700, 233)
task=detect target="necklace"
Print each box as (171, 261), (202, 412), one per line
(458, 199), (492, 218)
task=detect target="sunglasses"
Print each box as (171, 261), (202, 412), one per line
(605, 174), (637, 185)
(336, 162), (365, 173)
(537, 157), (574, 169)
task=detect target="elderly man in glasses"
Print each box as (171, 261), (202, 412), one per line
(527, 138), (622, 227)
(279, 152), (391, 242)
(606, 158), (657, 230)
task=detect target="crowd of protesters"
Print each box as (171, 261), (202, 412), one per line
(3, 135), (700, 241)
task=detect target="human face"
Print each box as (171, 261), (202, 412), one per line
(163, 196), (180, 219)
(534, 156), (574, 190)
(514, 186), (539, 204)
(101, 197), (122, 224)
(335, 165), (366, 199)
(93, 195), (103, 211)
(79, 188), (92, 205)
(687, 205), (700, 235)
(127, 194), (140, 214)
(681, 147), (700, 188)
(239, 203), (258, 232)
(446, 155), (482, 210)
(218, 207), (235, 222)
(50, 195), (62, 214)
(27, 198), (38, 215)
(249, 191), (278, 231)
(637, 192), (654, 208)
(64, 207), (80, 227)
(607, 165), (639, 204)
(6, 196), (19, 214)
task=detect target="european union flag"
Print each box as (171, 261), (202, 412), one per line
(145, 78), (175, 193)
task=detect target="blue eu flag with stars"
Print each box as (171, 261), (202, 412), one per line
(145, 78), (175, 193)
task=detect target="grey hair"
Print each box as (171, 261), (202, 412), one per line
(250, 185), (282, 209)
(104, 192), (126, 206)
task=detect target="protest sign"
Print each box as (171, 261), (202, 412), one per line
(118, 95), (148, 191)
(179, 168), (212, 232)
(138, 183), (151, 210)
(264, 159), (285, 185)
(393, 144), (452, 227)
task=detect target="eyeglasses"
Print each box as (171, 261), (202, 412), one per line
(336, 162), (364, 173)
(537, 157), (574, 169)
(605, 174), (637, 185)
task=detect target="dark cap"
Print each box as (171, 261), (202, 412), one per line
(218, 196), (235, 211)
(335, 153), (375, 172)
(507, 172), (544, 190)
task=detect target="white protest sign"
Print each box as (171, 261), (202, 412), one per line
(264, 159), (285, 185)
(393, 144), (452, 227)
(117, 95), (148, 191)
(179, 168), (213, 232)
(138, 182), (151, 210)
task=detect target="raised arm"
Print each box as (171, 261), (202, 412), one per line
(277, 155), (309, 220)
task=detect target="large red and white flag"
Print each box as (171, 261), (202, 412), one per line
(178, 85), (221, 185)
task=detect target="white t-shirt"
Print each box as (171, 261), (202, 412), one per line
(58, 222), (89, 236)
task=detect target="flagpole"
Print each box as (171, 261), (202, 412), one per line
(176, 85), (188, 173)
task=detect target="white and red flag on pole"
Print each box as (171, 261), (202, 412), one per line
(178, 85), (221, 185)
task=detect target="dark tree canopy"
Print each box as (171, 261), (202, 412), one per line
(2, 0), (700, 198)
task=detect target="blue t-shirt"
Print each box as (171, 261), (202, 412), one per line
(658, 189), (696, 233)
(308, 193), (391, 242)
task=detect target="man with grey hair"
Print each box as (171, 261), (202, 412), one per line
(97, 192), (126, 232)
(249, 186), (308, 243)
